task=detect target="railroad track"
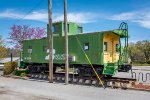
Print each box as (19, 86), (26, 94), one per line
(28, 73), (137, 89)
(4, 72), (150, 91)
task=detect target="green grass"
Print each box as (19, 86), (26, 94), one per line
(14, 69), (29, 76)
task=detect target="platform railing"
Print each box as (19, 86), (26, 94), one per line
(132, 72), (150, 83)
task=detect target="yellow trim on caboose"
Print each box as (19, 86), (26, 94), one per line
(103, 32), (120, 63)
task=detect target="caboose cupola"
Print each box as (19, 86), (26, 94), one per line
(47, 21), (83, 37)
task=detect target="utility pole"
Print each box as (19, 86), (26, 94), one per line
(10, 49), (13, 62)
(64, 0), (69, 84)
(48, 0), (53, 83)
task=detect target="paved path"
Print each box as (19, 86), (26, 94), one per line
(0, 87), (54, 100)
(132, 66), (150, 71)
(0, 77), (150, 100)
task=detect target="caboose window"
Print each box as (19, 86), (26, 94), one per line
(67, 24), (69, 32)
(104, 42), (107, 51)
(84, 43), (89, 51)
(116, 44), (119, 52)
(52, 26), (55, 32)
(63, 23), (69, 33)
(54, 25), (59, 33)
(28, 46), (32, 53)
(43, 46), (47, 52)
(78, 27), (82, 33)
(29, 46), (32, 49)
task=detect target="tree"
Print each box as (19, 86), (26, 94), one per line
(0, 36), (8, 59)
(128, 40), (150, 64)
(7, 48), (20, 57)
(142, 40), (150, 63)
(0, 46), (8, 59)
(0, 35), (4, 46)
(8, 25), (46, 50)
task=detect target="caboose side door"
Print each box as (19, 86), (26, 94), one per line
(111, 39), (119, 63)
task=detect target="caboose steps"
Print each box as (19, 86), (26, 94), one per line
(103, 63), (118, 76)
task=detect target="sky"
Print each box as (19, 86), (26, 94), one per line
(0, 0), (150, 46)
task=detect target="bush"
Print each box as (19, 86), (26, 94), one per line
(14, 69), (29, 76)
(20, 72), (26, 77)
(4, 61), (18, 75)
(147, 60), (150, 64)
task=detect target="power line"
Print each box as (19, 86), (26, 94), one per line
(11, 0), (43, 25)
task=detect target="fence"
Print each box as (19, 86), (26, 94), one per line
(132, 71), (150, 82)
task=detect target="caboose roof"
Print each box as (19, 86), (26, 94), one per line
(112, 29), (128, 38)
(80, 29), (128, 38)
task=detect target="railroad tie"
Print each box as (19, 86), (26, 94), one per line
(91, 80), (97, 85)
(85, 80), (91, 85)
(43, 75), (47, 79)
(31, 74), (35, 78)
(68, 77), (72, 82)
(35, 74), (39, 78)
(56, 77), (61, 81)
(78, 79), (84, 84)
(73, 78), (78, 83)
(61, 77), (65, 81)
(53, 76), (56, 80)
(38, 74), (42, 79)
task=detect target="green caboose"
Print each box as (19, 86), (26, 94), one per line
(22, 21), (131, 76)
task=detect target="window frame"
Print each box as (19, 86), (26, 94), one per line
(63, 23), (69, 33)
(67, 24), (69, 33)
(52, 25), (55, 33)
(84, 42), (89, 51)
(28, 46), (32, 53)
(116, 44), (119, 52)
(104, 42), (107, 51)
(43, 46), (48, 52)
(78, 27), (82, 33)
